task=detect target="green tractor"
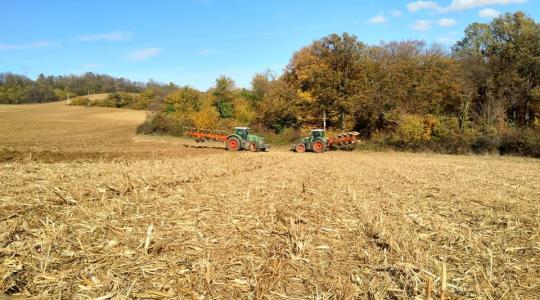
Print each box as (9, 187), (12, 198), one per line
(226, 127), (269, 152)
(291, 129), (360, 153)
(291, 129), (328, 153)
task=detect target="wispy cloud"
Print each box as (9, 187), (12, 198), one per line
(479, 8), (501, 17)
(437, 18), (457, 26)
(368, 15), (388, 24)
(407, 1), (443, 12)
(197, 49), (215, 56)
(390, 10), (404, 17)
(126, 48), (162, 61)
(407, 0), (527, 13)
(0, 40), (55, 50)
(79, 31), (132, 42)
(412, 20), (432, 30)
(448, 0), (527, 11)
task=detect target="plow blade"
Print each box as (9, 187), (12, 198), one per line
(328, 132), (361, 149)
(185, 128), (228, 142)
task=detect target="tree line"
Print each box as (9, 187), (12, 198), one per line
(0, 72), (145, 104)
(2, 12), (539, 156)
(138, 12), (539, 156)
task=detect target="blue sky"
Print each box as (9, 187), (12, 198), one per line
(1, 0), (538, 90)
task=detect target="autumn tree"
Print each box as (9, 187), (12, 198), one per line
(285, 33), (371, 129)
(256, 79), (299, 132)
(454, 12), (540, 128)
(164, 86), (202, 115)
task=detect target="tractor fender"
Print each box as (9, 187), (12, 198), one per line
(226, 134), (243, 141)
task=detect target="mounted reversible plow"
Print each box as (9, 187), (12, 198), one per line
(291, 129), (360, 153)
(185, 127), (270, 152)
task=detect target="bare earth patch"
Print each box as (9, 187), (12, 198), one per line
(0, 102), (539, 299)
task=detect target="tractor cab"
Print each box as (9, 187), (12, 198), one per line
(234, 127), (249, 140)
(310, 129), (326, 139)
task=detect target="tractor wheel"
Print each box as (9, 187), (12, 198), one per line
(249, 142), (260, 152)
(226, 137), (241, 151)
(295, 143), (306, 153)
(312, 140), (326, 153)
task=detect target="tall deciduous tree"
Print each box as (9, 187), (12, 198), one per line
(454, 12), (540, 127)
(210, 76), (236, 118)
(285, 33), (370, 129)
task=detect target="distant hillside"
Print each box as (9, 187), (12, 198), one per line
(0, 72), (144, 104)
(70, 93), (109, 102)
(70, 92), (146, 110)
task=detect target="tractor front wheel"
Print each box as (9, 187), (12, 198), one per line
(312, 140), (326, 153)
(226, 137), (241, 151)
(249, 142), (260, 152)
(295, 143), (306, 153)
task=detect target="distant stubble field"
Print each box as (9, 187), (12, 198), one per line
(0, 102), (539, 299)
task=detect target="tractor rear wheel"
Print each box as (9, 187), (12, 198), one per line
(295, 143), (306, 153)
(249, 142), (260, 152)
(226, 137), (241, 151)
(312, 140), (326, 153)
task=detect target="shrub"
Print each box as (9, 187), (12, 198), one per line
(190, 105), (220, 129)
(432, 116), (460, 140)
(250, 124), (301, 145)
(471, 134), (500, 154)
(136, 112), (186, 136)
(499, 128), (540, 158)
(71, 97), (90, 106)
(387, 114), (428, 150)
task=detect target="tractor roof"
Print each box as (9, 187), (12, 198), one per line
(235, 127), (250, 130)
(311, 129), (325, 132)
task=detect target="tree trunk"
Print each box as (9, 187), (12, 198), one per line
(340, 109), (345, 130)
(459, 95), (470, 132)
(323, 109), (327, 130)
(525, 78), (532, 125)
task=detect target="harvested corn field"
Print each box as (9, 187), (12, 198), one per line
(1, 102), (539, 299)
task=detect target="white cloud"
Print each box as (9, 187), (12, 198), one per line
(368, 15), (388, 24)
(390, 10), (404, 17)
(197, 49), (215, 56)
(449, 0), (527, 11)
(437, 18), (457, 26)
(407, 0), (526, 13)
(479, 8), (501, 17)
(126, 48), (162, 61)
(412, 20), (432, 30)
(0, 40), (54, 50)
(80, 31), (132, 42)
(407, 1), (443, 12)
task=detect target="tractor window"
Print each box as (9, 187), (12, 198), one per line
(235, 128), (248, 139)
(312, 131), (323, 138)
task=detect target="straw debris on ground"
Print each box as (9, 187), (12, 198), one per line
(0, 102), (539, 299)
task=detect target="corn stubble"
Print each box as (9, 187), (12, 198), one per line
(0, 151), (538, 299)
(0, 102), (539, 299)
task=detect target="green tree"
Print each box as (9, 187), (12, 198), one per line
(454, 12), (540, 127)
(210, 76), (236, 118)
(164, 86), (203, 115)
